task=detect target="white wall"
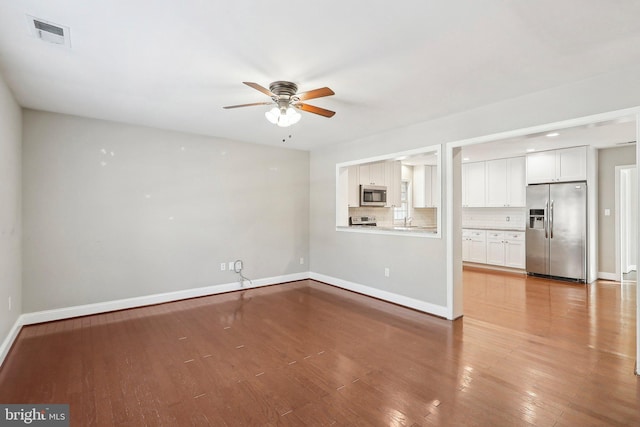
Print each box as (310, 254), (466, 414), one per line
(22, 110), (309, 312)
(0, 73), (22, 356)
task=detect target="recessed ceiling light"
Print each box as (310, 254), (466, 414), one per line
(463, 157), (470, 161)
(546, 132), (559, 137)
(526, 148), (536, 153)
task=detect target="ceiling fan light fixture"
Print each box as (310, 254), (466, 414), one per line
(265, 106), (301, 127)
(265, 107), (280, 124)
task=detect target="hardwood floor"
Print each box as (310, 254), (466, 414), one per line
(0, 274), (638, 426)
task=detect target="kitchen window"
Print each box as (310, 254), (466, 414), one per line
(393, 180), (410, 224)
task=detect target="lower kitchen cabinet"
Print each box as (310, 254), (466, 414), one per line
(463, 229), (525, 269)
(462, 229), (487, 263)
(504, 232), (525, 269)
(486, 231), (506, 265)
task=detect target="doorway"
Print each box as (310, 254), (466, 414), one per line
(616, 165), (637, 282)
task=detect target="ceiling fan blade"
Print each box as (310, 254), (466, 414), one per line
(296, 102), (336, 118)
(223, 101), (274, 109)
(296, 87), (335, 101)
(243, 82), (276, 97)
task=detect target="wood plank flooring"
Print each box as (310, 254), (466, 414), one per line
(0, 273), (638, 426)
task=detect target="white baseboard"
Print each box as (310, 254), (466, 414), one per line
(598, 272), (619, 281)
(309, 272), (448, 318)
(2, 270), (451, 368)
(21, 272), (309, 326)
(463, 262), (526, 275)
(0, 314), (25, 368)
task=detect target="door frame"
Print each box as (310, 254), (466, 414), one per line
(616, 164), (637, 282)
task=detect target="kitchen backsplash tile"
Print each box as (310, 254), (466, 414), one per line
(462, 207), (526, 230)
(349, 207), (437, 227)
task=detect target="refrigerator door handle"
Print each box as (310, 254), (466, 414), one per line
(550, 200), (554, 239)
(545, 200), (549, 238)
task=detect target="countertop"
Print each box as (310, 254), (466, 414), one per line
(338, 225), (438, 234)
(462, 226), (525, 232)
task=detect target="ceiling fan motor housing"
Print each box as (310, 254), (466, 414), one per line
(269, 81), (298, 98)
(269, 81), (299, 111)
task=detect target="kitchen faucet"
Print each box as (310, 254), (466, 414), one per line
(404, 217), (413, 227)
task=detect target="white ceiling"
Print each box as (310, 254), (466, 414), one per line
(1, 1), (640, 150)
(462, 117), (637, 163)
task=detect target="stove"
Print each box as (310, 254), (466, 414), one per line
(349, 216), (377, 226)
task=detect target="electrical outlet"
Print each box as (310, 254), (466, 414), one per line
(299, 257), (304, 265)
(384, 267), (390, 277)
(220, 263), (226, 271)
(229, 261), (235, 270)
(506, 216), (510, 222)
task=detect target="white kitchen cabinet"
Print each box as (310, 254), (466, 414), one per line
(462, 230), (471, 261)
(486, 231), (506, 265)
(486, 157), (526, 207)
(463, 229), (525, 269)
(462, 162), (486, 207)
(348, 165), (360, 207)
(413, 164), (438, 208)
(385, 161), (402, 207)
(462, 229), (487, 263)
(504, 232), (526, 269)
(359, 162), (385, 186)
(507, 157), (526, 206)
(557, 146), (587, 182)
(431, 165), (440, 207)
(526, 146), (586, 184)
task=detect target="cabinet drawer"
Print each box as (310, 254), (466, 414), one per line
(487, 231), (505, 240)
(504, 232), (524, 241)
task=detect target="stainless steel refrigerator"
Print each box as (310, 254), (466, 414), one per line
(526, 182), (587, 282)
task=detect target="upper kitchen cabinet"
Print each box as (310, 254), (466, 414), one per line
(462, 162), (486, 207)
(526, 146), (586, 184)
(359, 162), (385, 186)
(485, 157), (526, 207)
(347, 165), (360, 207)
(385, 161), (402, 207)
(413, 164), (439, 208)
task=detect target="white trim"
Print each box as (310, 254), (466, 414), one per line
(636, 113), (640, 375)
(0, 315), (25, 368)
(463, 263), (526, 275)
(598, 271), (619, 281)
(336, 144), (442, 169)
(21, 272), (308, 326)
(446, 144), (454, 319)
(309, 272), (448, 318)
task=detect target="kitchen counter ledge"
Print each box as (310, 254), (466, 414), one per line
(337, 225), (440, 237)
(462, 226), (525, 232)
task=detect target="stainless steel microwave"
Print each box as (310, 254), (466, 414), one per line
(360, 185), (387, 206)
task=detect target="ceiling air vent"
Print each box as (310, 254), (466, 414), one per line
(27, 15), (71, 48)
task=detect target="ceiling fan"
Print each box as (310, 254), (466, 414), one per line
(223, 81), (335, 127)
